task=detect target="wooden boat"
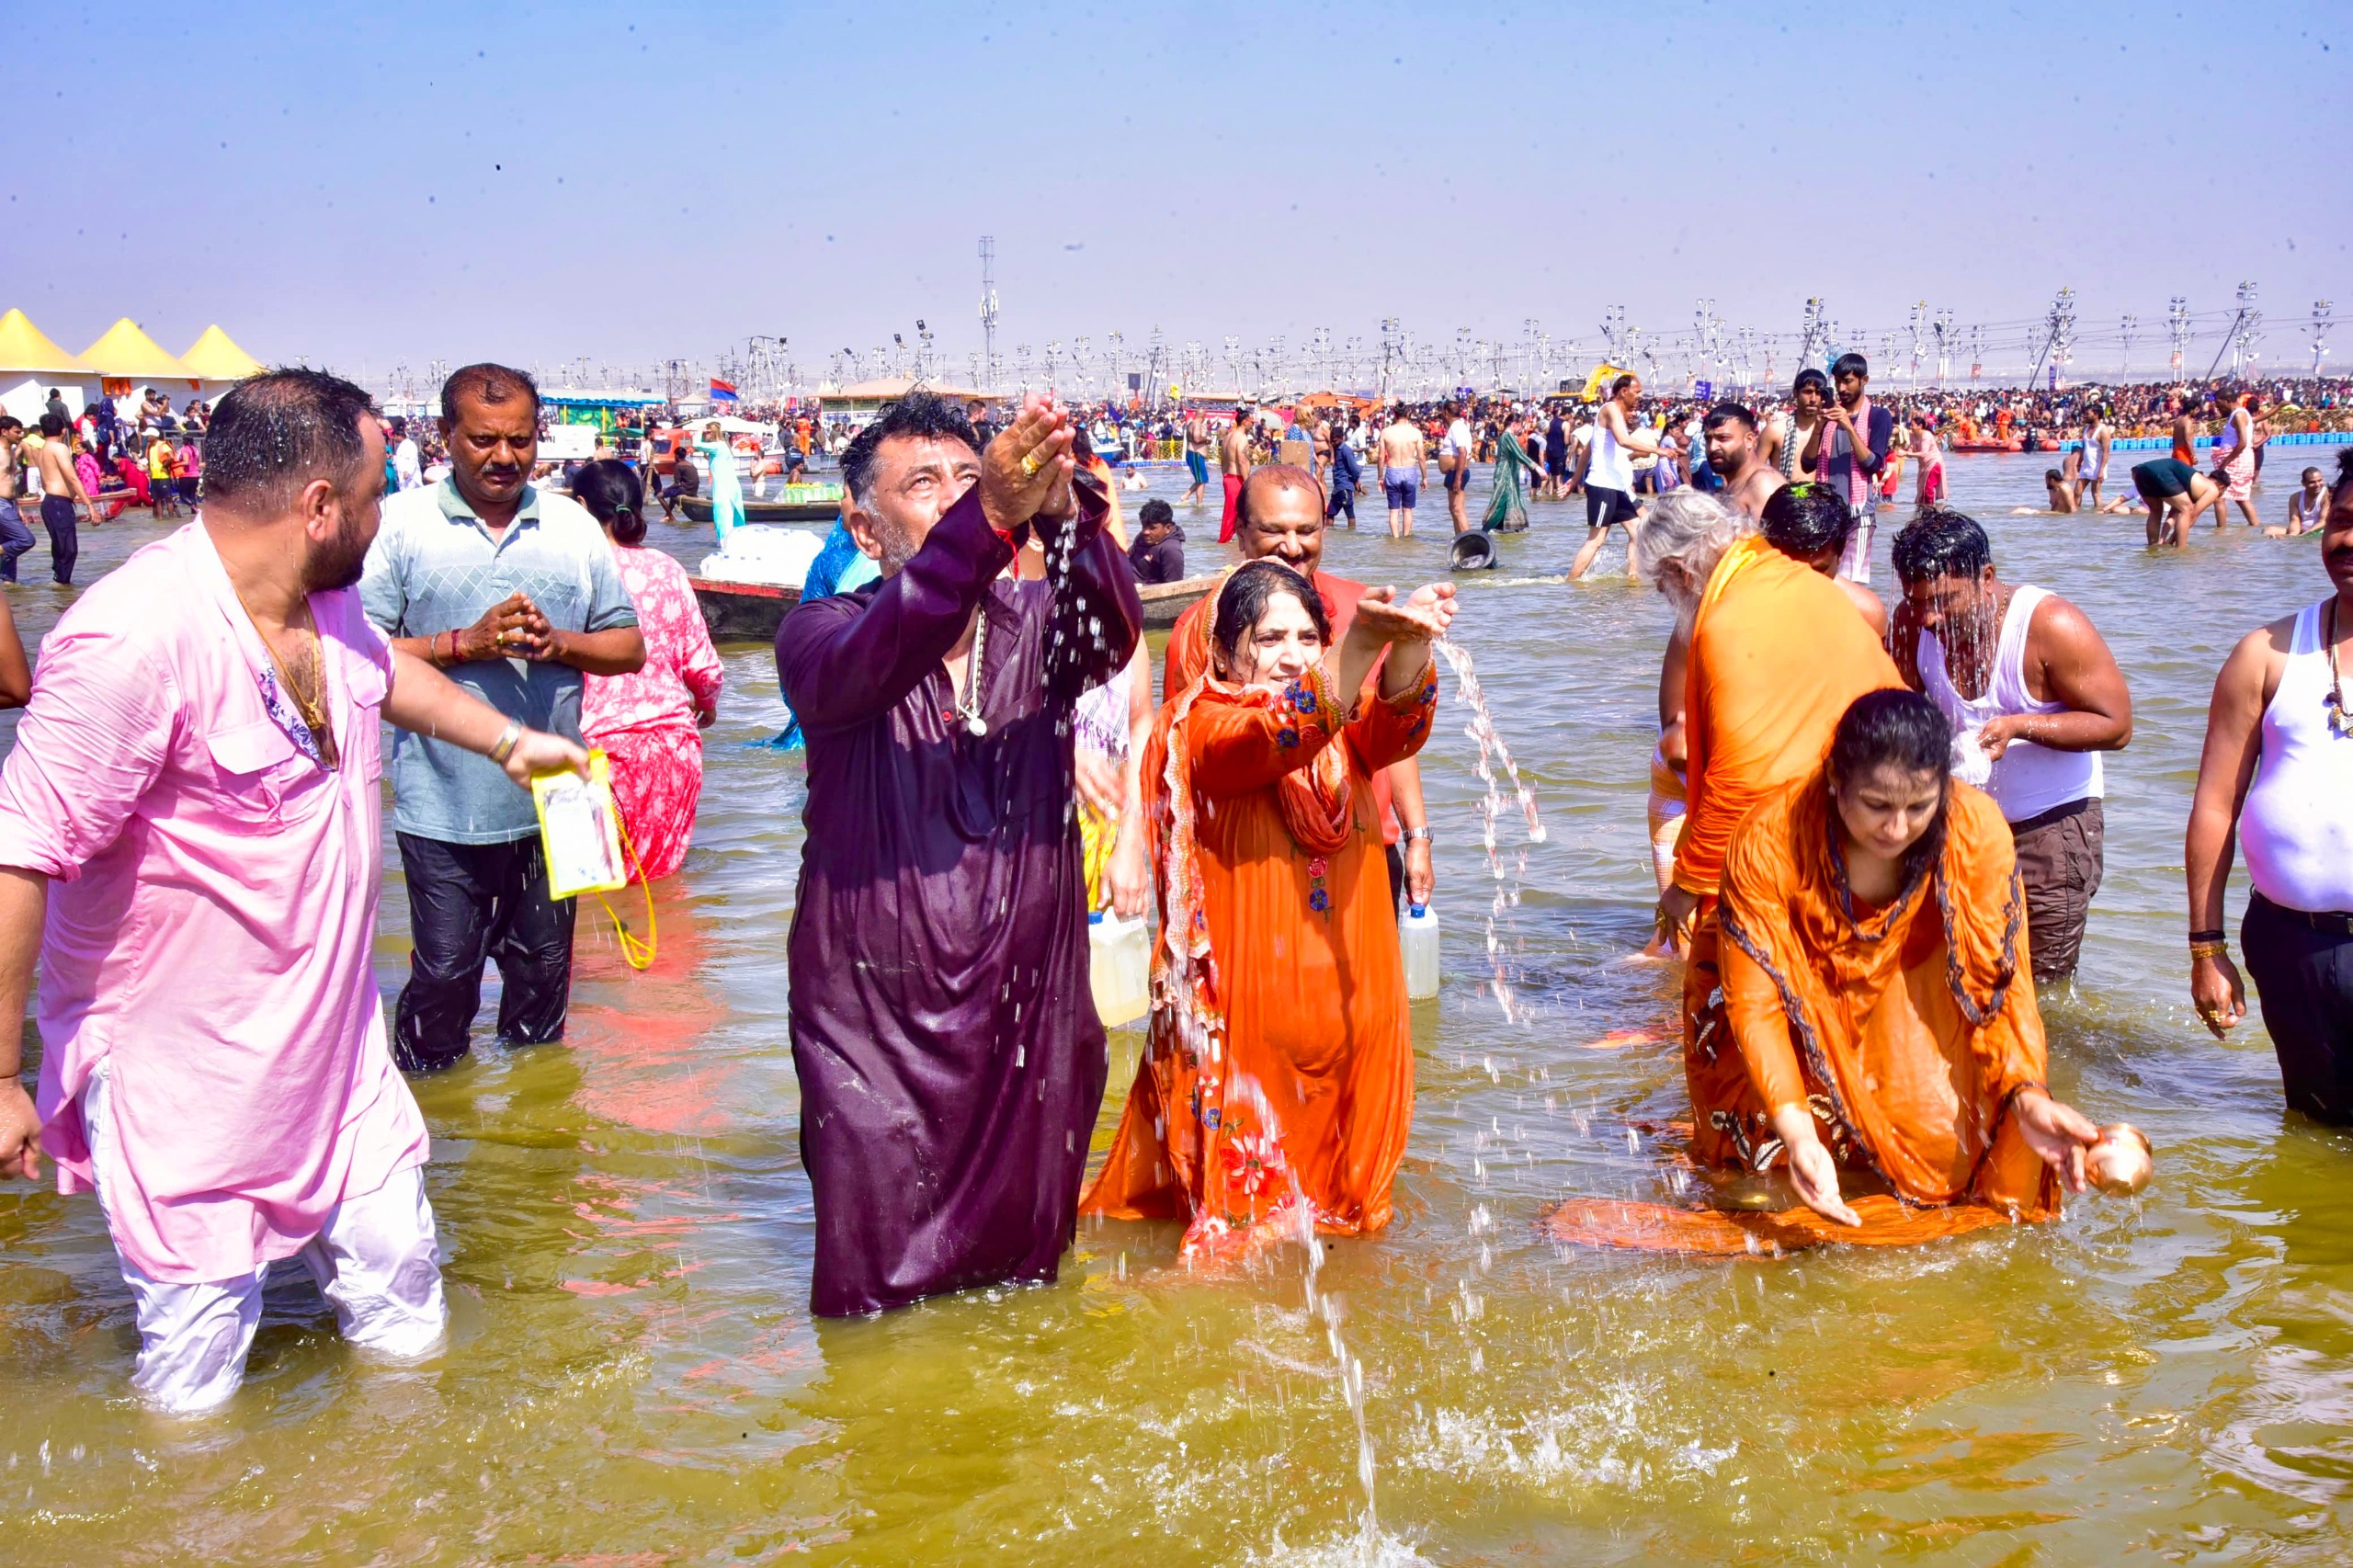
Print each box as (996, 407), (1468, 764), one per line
(676, 494), (841, 525)
(690, 569), (1222, 645)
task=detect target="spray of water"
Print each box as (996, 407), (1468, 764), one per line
(1430, 635), (1544, 1026)
(1221, 1073), (1386, 1562)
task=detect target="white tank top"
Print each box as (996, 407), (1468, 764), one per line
(1588, 415), (1634, 493)
(1917, 585), (2102, 823)
(2241, 599), (2353, 913)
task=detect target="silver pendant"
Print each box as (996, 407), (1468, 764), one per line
(965, 713), (989, 738)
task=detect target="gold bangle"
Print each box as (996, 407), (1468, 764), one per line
(2189, 939), (2229, 961)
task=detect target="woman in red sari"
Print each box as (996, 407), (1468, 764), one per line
(1083, 560), (1452, 1254)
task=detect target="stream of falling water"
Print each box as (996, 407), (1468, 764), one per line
(1430, 636), (1546, 1027)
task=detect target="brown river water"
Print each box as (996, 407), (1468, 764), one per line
(4, 450), (2350, 1565)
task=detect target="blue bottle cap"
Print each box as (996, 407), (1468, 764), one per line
(1409, 903), (1427, 918)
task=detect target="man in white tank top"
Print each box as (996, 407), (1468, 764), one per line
(1890, 508), (2133, 981)
(2187, 454), (2353, 1121)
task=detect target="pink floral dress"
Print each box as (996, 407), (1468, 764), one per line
(582, 543), (724, 881)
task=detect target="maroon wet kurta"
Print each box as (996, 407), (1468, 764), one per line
(776, 483), (1142, 1315)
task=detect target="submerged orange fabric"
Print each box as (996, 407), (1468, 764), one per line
(1080, 661), (1437, 1246)
(1675, 536), (1904, 1167)
(1552, 774), (2061, 1255)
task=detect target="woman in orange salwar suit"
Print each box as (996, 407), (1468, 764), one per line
(1549, 689), (2108, 1255)
(1082, 560), (1450, 1254)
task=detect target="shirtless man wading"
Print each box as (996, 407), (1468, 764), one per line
(1378, 404), (1427, 539)
(1218, 408), (1253, 543)
(1701, 402), (1783, 520)
(31, 414), (100, 587)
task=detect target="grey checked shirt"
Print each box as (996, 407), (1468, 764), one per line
(361, 478), (638, 844)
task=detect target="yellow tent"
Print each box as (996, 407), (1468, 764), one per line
(180, 324), (265, 382)
(80, 318), (197, 383)
(0, 309), (94, 374)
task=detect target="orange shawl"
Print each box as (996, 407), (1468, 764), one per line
(1081, 655), (1438, 1253)
(1551, 775), (2061, 1256)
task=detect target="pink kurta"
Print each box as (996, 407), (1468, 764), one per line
(0, 522), (428, 1283)
(582, 542), (723, 881)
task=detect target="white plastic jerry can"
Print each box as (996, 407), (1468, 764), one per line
(1401, 903), (1441, 1000)
(1089, 911), (1152, 1028)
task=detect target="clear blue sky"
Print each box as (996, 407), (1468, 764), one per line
(9, 0), (2346, 380)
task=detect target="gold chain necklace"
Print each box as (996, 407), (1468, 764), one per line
(258, 606), (339, 769)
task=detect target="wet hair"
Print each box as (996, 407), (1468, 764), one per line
(1211, 558), (1329, 664)
(0, 416), (18, 434)
(1236, 463), (1323, 534)
(2334, 447), (2353, 502)
(1830, 352), (1869, 381)
(1608, 373), (1638, 399)
(839, 390), (978, 507)
(1791, 368), (1830, 400)
(1758, 481), (1851, 558)
(572, 458), (646, 545)
(1828, 688), (1953, 884)
(198, 367), (378, 513)
(1137, 497), (1174, 530)
(1701, 401), (1756, 434)
(2044, 468), (2065, 483)
(2302, 466), (2325, 483)
(439, 362), (540, 426)
(1892, 506), (1994, 585)
(1830, 687), (1949, 785)
(38, 413), (64, 438)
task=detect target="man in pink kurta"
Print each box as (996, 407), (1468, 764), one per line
(0, 369), (588, 1411)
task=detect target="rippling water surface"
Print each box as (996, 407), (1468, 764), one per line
(5, 453), (2352, 1564)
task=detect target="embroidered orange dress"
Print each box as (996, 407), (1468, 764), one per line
(1080, 657), (1438, 1253)
(1549, 774), (2061, 1255)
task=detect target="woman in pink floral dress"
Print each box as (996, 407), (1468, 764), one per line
(574, 461), (724, 881)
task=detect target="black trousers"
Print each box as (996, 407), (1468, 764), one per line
(393, 832), (577, 1074)
(39, 495), (77, 585)
(2243, 892), (2353, 1125)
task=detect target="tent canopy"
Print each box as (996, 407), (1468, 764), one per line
(0, 310), (94, 376)
(179, 324), (264, 382)
(81, 318), (197, 381)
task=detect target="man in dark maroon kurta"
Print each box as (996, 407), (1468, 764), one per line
(775, 395), (1141, 1315)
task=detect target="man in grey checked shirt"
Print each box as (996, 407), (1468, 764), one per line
(361, 364), (644, 1074)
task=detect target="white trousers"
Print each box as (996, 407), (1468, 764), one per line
(83, 1066), (448, 1415)
(1838, 510), (1877, 584)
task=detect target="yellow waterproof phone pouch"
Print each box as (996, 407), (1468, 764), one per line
(532, 750), (656, 970)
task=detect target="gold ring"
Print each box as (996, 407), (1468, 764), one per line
(1018, 451), (1044, 478)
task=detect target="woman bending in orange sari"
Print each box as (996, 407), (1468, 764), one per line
(1083, 560), (1450, 1255)
(1551, 690), (2106, 1255)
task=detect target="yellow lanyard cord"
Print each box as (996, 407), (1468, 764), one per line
(595, 807), (659, 971)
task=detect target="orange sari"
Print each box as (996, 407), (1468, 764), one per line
(1675, 537), (1904, 1168)
(1080, 656), (1438, 1253)
(1551, 775), (2060, 1255)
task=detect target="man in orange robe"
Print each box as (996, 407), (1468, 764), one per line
(1657, 488), (1904, 1169)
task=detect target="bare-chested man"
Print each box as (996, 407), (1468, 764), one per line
(1701, 402), (1783, 519)
(1378, 403), (1427, 539)
(1218, 407), (1253, 543)
(1181, 412), (1211, 505)
(31, 414), (100, 587)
